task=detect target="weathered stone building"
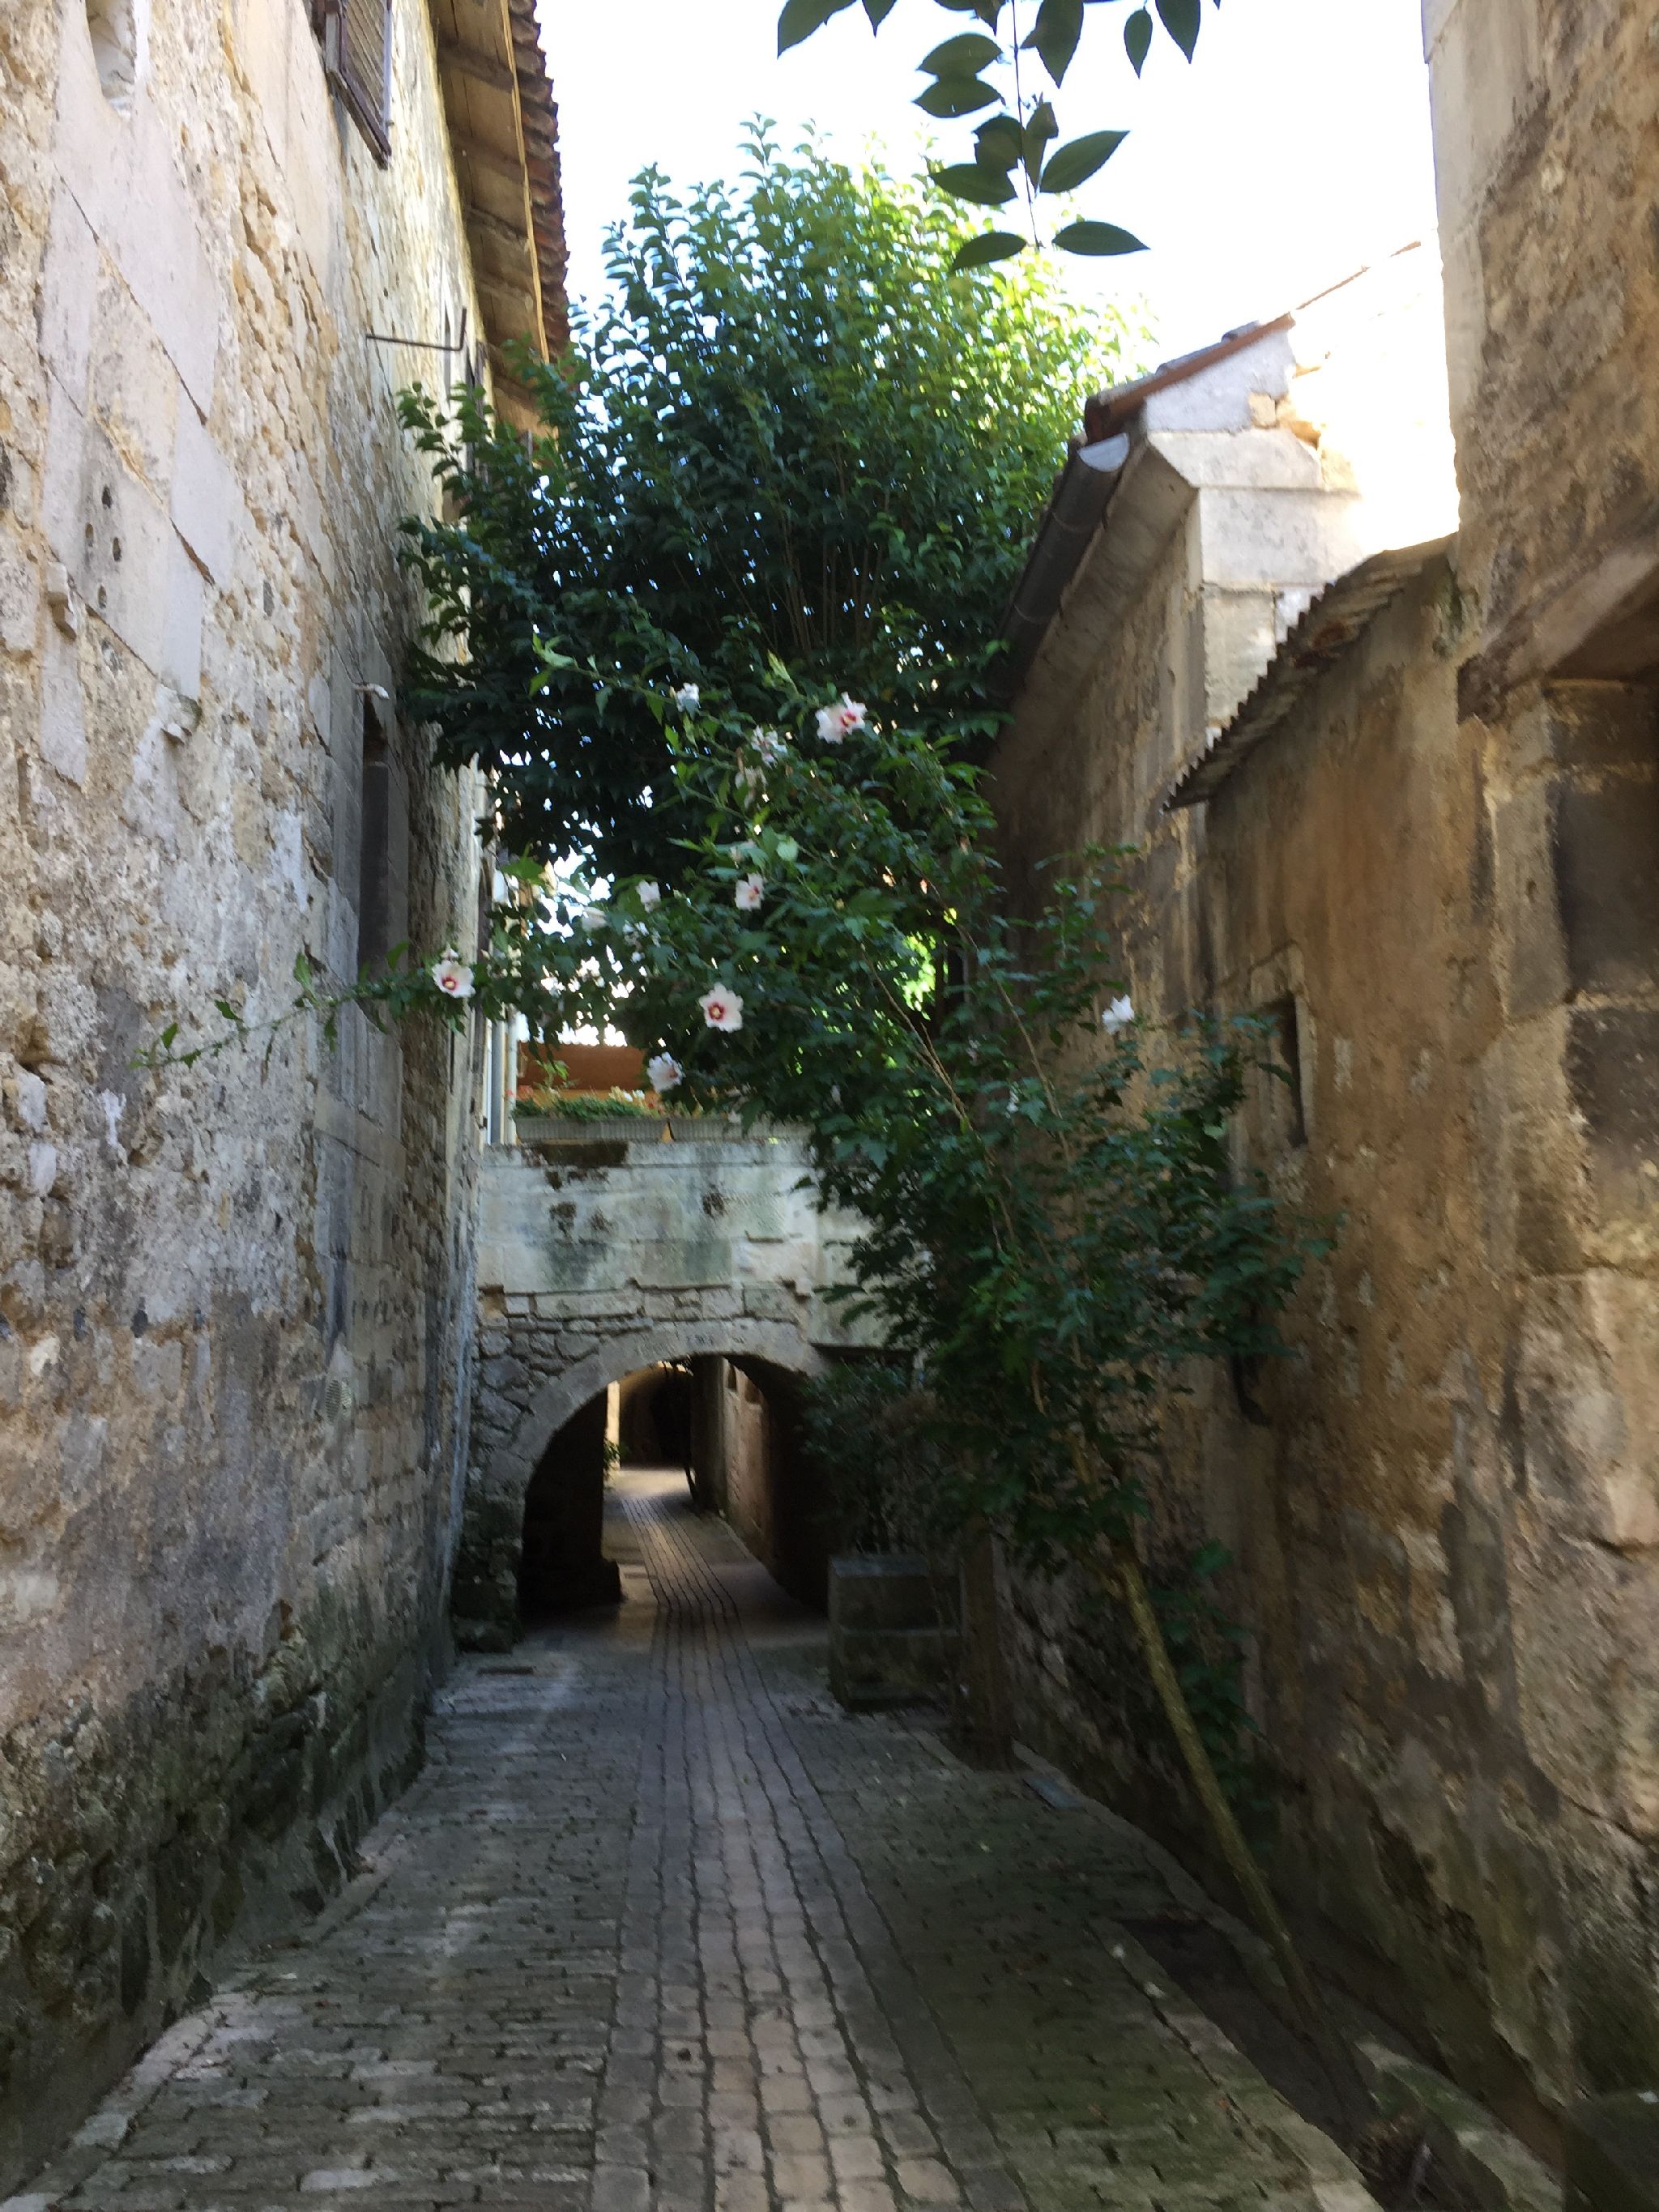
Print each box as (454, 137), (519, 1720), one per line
(992, 0), (1659, 2156)
(0, 0), (563, 2183)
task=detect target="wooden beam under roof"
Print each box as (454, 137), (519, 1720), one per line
(453, 133), (527, 190)
(426, 0), (560, 358)
(464, 202), (533, 259)
(436, 36), (517, 93)
(476, 271), (541, 333)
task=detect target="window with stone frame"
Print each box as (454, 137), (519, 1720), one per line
(356, 699), (407, 974)
(1267, 994), (1308, 1149)
(309, 0), (393, 164)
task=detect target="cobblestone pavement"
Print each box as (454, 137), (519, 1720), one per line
(11, 1472), (1375, 2212)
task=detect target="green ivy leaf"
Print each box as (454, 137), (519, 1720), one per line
(862, 0), (898, 20)
(1053, 219), (1147, 255)
(921, 32), (1002, 73)
(1021, 99), (1058, 183)
(1124, 6), (1153, 72)
(951, 229), (1027, 271)
(1157, 0), (1202, 60)
(974, 113), (1023, 173)
(1021, 0), (1084, 85)
(778, 0), (856, 53)
(915, 75), (1000, 117)
(1038, 130), (1128, 194)
(932, 162), (1018, 207)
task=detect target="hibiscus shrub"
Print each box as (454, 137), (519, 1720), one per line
(462, 671), (1355, 2109)
(396, 135), (1140, 886)
(472, 667), (1317, 1578)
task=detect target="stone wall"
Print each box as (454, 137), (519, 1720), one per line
(989, 15), (1659, 2136)
(1425, 0), (1659, 710)
(0, 0), (492, 2182)
(1420, 0), (1659, 2137)
(458, 1131), (866, 1644)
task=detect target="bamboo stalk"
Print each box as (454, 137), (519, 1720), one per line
(1099, 1517), (1374, 2127)
(1056, 1434), (1371, 2125)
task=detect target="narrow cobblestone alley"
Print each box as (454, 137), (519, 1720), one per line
(11, 1475), (1377, 2212)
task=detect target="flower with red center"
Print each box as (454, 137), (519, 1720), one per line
(815, 694), (868, 743)
(698, 985), (744, 1033)
(431, 949), (474, 1000)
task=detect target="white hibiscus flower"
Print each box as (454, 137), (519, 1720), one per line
(672, 682), (700, 711)
(1101, 994), (1135, 1034)
(815, 694), (868, 743)
(431, 948), (474, 1000)
(646, 1052), (683, 1093)
(735, 872), (765, 912)
(699, 984), (744, 1033)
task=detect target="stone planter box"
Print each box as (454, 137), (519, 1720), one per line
(828, 1554), (950, 1712)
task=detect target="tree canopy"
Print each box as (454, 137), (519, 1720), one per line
(398, 137), (1141, 885)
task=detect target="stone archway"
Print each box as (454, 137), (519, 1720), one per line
(456, 1325), (832, 1649)
(451, 1135), (866, 1648)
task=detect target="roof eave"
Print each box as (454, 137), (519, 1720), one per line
(1159, 535), (1457, 813)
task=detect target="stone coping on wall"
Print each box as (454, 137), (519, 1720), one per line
(506, 1115), (802, 1146)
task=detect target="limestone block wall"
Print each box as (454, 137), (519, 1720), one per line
(1001, 556), (1606, 2144)
(0, 0), (490, 2181)
(457, 1134), (864, 1644)
(999, 513), (1659, 2145)
(1424, 0), (1658, 699)
(990, 184), (1659, 2142)
(1415, 0), (1659, 2135)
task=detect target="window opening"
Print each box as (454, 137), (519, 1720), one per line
(311, 0), (394, 164)
(358, 707), (391, 974)
(1269, 995), (1307, 1149)
(86, 0), (143, 109)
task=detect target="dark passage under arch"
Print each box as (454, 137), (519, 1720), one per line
(513, 1354), (826, 1629)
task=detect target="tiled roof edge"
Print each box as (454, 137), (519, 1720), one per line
(1161, 535), (1456, 812)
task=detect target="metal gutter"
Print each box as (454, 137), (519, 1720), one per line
(998, 433), (1130, 692)
(999, 317), (1296, 694)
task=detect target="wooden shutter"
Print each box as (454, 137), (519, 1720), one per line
(321, 0), (393, 164)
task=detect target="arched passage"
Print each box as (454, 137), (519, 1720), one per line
(453, 1319), (831, 1650)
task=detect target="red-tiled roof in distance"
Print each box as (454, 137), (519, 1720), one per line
(505, 0), (568, 356)
(1081, 317), (1294, 442)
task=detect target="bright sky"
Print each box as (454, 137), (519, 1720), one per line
(537, 0), (1439, 368)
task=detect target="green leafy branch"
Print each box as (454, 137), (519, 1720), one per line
(132, 946), (476, 1076)
(778, 0), (1221, 268)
